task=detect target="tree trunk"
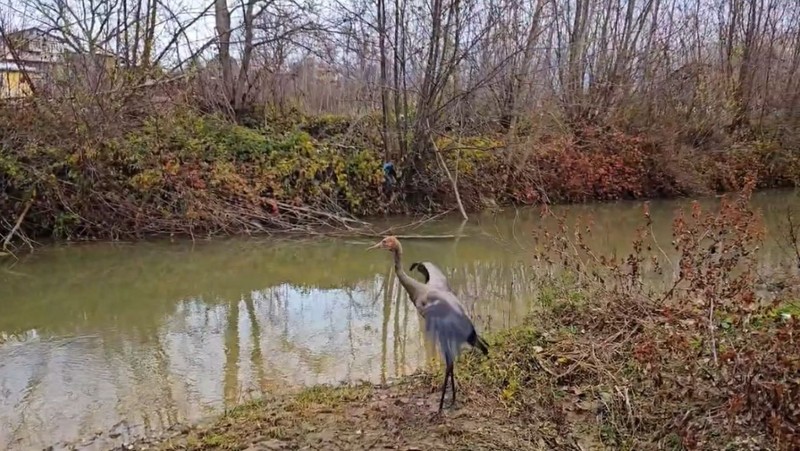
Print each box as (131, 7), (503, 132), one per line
(378, 0), (392, 161)
(214, 0), (234, 106)
(565, 0), (590, 125)
(234, 0), (258, 112)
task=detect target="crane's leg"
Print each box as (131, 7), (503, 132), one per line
(449, 367), (456, 407)
(439, 363), (453, 412)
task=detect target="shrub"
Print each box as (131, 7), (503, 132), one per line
(507, 180), (800, 449)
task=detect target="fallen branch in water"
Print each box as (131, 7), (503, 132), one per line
(275, 201), (370, 226)
(326, 210), (465, 239)
(376, 210), (453, 233)
(353, 233), (466, 240)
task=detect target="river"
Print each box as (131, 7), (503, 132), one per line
(1, 189), (798, 450)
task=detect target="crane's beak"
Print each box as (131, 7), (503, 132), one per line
(366, 242), (382, 251)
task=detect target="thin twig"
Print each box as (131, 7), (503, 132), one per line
(2, 195), (34, 252)
(429, 125), (468, 221)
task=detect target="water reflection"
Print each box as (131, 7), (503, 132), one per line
(0, 253), (533, 450)
(0, 189), (798, 450)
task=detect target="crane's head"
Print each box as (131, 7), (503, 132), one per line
(367, 235), (401, 252)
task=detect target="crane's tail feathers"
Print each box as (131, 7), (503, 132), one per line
(476, 336), (490, 356)
(469, 331), (490, 356)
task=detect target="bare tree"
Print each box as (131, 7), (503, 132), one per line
(4, 0), (799, 158)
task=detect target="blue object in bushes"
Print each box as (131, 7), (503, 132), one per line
(383, 162), (397, 190)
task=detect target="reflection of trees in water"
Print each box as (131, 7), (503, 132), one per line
(121, 256), (537, 419)
(244, 294), (268, 398)
(223, 299), (240, 406)
(0, 340), (47, 450)
(204, 257), (538, 406)
(380, 267), (393, 385)
(445, 261), (537, 332)
(0, 336), (174, 450)
(393, 278), (403, 379)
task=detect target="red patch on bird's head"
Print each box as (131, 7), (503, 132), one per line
(368, 236), (401, 251)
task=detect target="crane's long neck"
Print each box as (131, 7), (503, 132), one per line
(392, 244), (426, 301)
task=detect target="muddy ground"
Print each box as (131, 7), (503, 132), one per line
(132, 371), (593, 451)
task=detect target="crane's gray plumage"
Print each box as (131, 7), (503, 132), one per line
(410, 261), (467, 315)
(369, 236), (489, 411)
(422, 294), (486, 364)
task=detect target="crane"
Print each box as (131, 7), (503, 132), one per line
(367, 236), (489, 411)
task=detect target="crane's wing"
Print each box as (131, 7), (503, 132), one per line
(421, 294), (475, 364)
(409, 261), (451, 292)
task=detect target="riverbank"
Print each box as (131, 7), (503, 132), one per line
(128, 187), (799, 451)
(2, 103), (800, 248)
(133, 284), (800, 451)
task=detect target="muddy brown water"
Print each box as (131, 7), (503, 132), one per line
(1, 190), (798, 450)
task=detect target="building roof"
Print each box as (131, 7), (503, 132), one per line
(3, 27), (120, 59)
(6, 27), (66, 43)
(0, 60), (40, 73)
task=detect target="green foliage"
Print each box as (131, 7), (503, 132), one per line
(0, 152), (26, 188)
(116, 113), (384, 214)
(436, 135), (499, 175)
(0, 109), (385, 240)
(301, 114), (352, 139)
(122, 113), (272, 163)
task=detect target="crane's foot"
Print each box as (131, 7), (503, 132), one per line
(430, 400), (457, 416)
(446, 392), (457, 410)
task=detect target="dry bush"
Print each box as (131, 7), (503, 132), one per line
(460, 178), (799, 449)
(430, 124), (800, 213)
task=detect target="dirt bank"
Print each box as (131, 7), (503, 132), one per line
(136, 374), (566, 451)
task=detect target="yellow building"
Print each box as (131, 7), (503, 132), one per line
(0, 61), (38, 98)
(0, 27), (122, 99)
(0, 27), (59, 99)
